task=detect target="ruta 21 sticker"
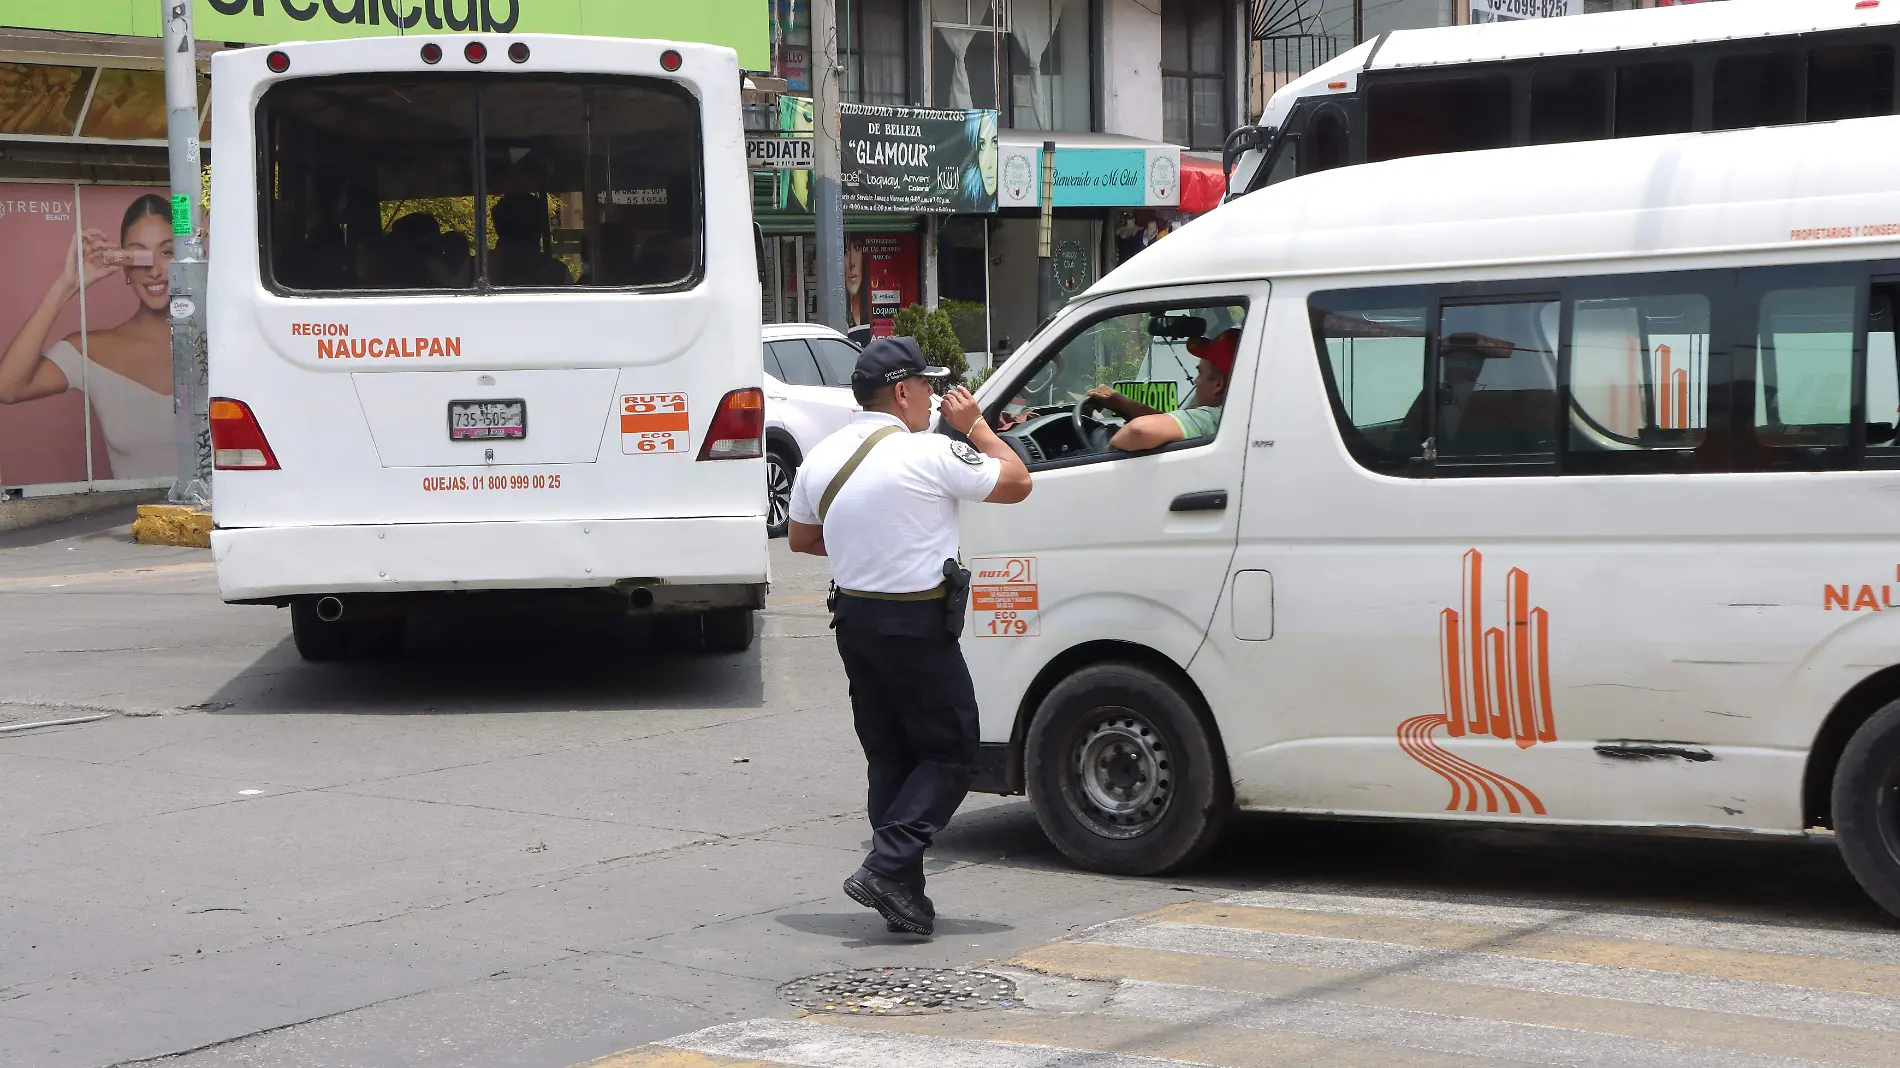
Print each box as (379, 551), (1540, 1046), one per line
(970, 556), (1039, 638)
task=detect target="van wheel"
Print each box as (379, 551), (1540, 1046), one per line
(290, 600), (352, 662)
(700, 609), (756, 653)
(766, 447), (796, 538)
(1025, 662), (1230, 875)
(1832, 698), (1900, 921)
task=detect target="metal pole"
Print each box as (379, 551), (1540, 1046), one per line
(1354, 0), (1365, 45)
(163, 1), (210, 507)
(811, 0), (848, 331)
(1035, 140), (1056, 323)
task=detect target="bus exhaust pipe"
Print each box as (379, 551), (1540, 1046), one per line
(315, 596), (345, 622)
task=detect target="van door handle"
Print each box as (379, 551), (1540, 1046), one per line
(1170, 490), (1228, 512)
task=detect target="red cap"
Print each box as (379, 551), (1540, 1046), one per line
(1186, 329), (1240, 379)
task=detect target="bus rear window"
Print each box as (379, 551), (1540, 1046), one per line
(263, 74), (702, 293)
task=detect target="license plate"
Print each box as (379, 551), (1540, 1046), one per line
(448, 400), (526, 440)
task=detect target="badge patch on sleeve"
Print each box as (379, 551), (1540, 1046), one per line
(949, 440), (986, 466)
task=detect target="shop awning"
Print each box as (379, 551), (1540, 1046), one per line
(995, 131), (1185, 211)
(1179, 153), (1226, 216)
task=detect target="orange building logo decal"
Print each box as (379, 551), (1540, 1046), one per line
(1398, 550), (1557, 815)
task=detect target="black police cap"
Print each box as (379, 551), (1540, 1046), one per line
(851, 336), (950, 388)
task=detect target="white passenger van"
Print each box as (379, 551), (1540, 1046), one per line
(206, 36), (766, 660)
(967, 114), (1900, 920)
(1226, 0), (1900, 201)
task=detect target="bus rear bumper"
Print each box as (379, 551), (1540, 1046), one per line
(211, 517), (767, 604)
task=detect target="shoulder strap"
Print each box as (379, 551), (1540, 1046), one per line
(819, 424), (903, 523)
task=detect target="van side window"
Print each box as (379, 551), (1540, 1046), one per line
(1714, 52), (1803, 131)
(1749, 284), (1859, 468)
(1616, 62), (1693, 137)
(1566, 288), (1714, 474)
(1366, 76), (1511, 163)
(1437, 301), (1559, 464)
(1809, 44), (1896, 122)
(1311, 293), (1429, 474)
(1529, 67), (1609, 146)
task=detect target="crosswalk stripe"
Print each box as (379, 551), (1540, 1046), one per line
(1085, 916), (1900, 1031)
(1219, 890), (1900, 965)
(1130, 900), (1900, 1000)
(575, 1049), (780, 1068)
(1012, 941), (1900, 1067)
(656, 1017), (1217, 1068)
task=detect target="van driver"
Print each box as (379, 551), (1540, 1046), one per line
(1084, 328), (1238, 451)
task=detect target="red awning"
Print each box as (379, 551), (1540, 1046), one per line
(1179, 154), (1226, 216)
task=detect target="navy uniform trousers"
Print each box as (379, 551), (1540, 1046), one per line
(832, 593), (979, 892)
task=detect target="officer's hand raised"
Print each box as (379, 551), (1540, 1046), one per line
(940, 386), (983, 436)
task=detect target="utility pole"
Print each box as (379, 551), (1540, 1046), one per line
(810, 0), (847, 331)
(163, 1), (210, 506)
(1354, 0), (1365, 45)
(1035, 140), (1056, 324)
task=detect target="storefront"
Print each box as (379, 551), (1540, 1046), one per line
(0, 3), (763, 500)
(984, 132), (1184, 365)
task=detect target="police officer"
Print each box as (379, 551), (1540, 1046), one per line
(786, 336), (1032, 936)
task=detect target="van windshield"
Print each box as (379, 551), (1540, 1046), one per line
(262, 74), (702, 292)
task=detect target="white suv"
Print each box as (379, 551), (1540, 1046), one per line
(762, 323), (861, 537)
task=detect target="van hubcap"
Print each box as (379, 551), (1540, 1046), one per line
(1072, 711), (1171, 838)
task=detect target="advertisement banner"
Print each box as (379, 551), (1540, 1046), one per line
(1470, 0), (1582, 22)
(0, 1), (767, 71)
(0, 185), (178, 489)
(840, 104), (999, 214)
(996, 145), (1180, 209)
(845, 233), (919, 338)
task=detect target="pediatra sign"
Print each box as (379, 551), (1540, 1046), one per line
(1469, 0), (1581, 21)
(840, 103), (999, 214)
(0, 1), (767, 70)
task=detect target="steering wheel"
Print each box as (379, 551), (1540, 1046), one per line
(1071, 395), (1117, 452)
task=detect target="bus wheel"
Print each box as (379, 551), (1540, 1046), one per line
(700, 608), (756, 654)
(1026, 662), (1230, 876)
(1833, 698), (1900, 921)
(290, 599), (352, 662)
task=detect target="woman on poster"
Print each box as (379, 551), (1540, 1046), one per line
(0, 194), (174, 480)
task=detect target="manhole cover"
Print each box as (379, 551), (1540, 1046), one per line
(779, 967), (1017, 1016)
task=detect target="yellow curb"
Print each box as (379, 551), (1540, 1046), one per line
(132, 504), (212, 549)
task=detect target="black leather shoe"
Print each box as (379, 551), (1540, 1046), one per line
(844, 868), (932, 936)
(887, 885), (934, 933)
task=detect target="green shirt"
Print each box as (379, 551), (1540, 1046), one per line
(1167, 405), (1222, 440)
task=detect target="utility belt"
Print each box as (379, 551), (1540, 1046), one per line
(828, 558), (972, 638)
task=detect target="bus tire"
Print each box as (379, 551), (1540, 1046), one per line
(700, 608), (756, 653)
(1832, 697), (1900, 921)
(1025, 662), (1230, 876)
(290, 599), (352, 662)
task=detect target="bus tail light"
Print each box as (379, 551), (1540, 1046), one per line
(661, 49), (683, 72)
(420, 43), (442, 65)
(266, 51), (290, 74)
(465, 41), (488, 64)
(210, 398), (280, 471)
(697, 388), (763, 460)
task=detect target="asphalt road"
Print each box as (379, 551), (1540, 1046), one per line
(1, 509), (1894, 1068)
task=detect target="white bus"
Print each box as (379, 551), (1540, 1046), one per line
(206, 35), (766, 660)
(1227, 0), (1900, 200)
(966, 113), (1900, 920)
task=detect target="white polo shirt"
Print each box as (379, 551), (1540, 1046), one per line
(788, 412), (1001, 594)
